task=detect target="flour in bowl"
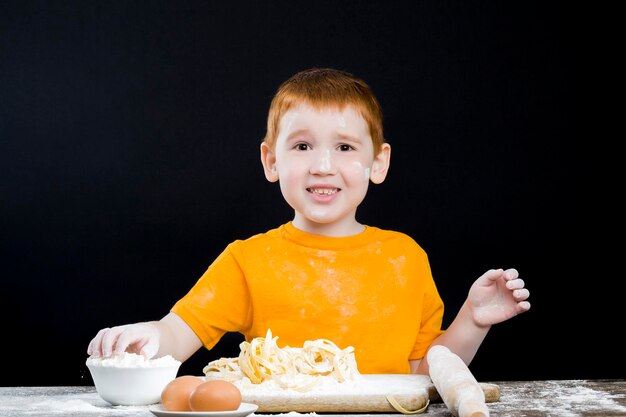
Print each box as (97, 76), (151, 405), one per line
(86, 352), (180, 368)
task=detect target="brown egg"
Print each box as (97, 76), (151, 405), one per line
(160, 375), (204, 411)
(189, 380), (242, 412)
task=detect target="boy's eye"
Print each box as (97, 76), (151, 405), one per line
(338, 144), (354, 151)
(296, 143), (310, 151)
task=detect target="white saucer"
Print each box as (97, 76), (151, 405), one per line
(149, 402), (258, 417)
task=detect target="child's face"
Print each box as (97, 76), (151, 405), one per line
(261, 103), (390, 233)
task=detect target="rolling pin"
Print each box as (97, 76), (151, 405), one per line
(427, 345), (489, 417)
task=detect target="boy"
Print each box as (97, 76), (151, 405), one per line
(87, 68), (530, 376)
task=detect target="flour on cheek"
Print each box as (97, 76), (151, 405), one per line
(350, 161), (371, 182)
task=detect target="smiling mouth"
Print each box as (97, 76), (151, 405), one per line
(307, 188), (339, 195)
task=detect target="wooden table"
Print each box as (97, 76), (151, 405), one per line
(1, 380), (624, 416)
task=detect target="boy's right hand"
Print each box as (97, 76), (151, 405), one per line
(87, 322), (160, 359)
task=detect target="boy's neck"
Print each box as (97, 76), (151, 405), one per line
(291, 215), (365, 237)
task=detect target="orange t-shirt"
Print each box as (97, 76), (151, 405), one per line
(172, 222), (444, 374)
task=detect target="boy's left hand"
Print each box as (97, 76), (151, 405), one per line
(467, 268), (530, 327)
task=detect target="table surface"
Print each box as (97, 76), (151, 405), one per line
(1, 379), (625, 417)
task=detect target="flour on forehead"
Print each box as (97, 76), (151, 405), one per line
(279, 105), (368, 138)
(281, 110), (300, 132)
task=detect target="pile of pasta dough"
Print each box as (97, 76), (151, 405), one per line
(203, 329), (360, 391)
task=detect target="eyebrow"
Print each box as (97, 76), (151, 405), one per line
(285, 129), (309, 142)
(286, 130), (362, 143)
(337, 133), (362, 144)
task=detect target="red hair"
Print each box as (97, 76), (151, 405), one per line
(263, 68), (385, 153)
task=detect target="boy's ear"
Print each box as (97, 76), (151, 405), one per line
(370, 143), (391, 184)
(260, 142), (279, 183)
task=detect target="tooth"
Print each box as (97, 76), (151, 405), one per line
(310, 188), (336, 195)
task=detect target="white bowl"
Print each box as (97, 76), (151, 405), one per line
(86, 354), (181, 406)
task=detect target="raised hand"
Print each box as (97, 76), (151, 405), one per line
(467, 268), (530, 327)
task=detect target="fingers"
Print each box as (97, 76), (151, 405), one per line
(512, 288), (530, 301)
(518, 300), (531, 311)
(86, 325), (135, 358)
(112, 327), (136, 356)
(503, 268), (519, 281)
(140, 338), (159, 359)
(501, 269), (530, 303)
(87, 327), (111, 357)
(87, 323), (160, 359)
(501, 268), (530, 313)
(479, 267), (530, 301)
(477, 268), (505, 285)
(482, 268), (523, 288)
(506, 278), (525, 290)
(114, 323), (155, 358)
(102, 326), (128, 357)
(504, 270), (528, 297)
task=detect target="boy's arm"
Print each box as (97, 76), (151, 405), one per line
(87, 312), (203, 363)
(412, 268), (530, 376)
(154, 312), (204, 362)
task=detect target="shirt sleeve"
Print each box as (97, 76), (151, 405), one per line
(171, 243), (252, 349)
(408, 255), (445, 360)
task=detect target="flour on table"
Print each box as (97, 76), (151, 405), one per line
(498, 380), (626, 417)
(0, 391), (146, 414)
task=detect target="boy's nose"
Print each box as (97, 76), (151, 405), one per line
(310, 149), (336, 175)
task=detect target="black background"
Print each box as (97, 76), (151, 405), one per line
(1, 1), (597, 387)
